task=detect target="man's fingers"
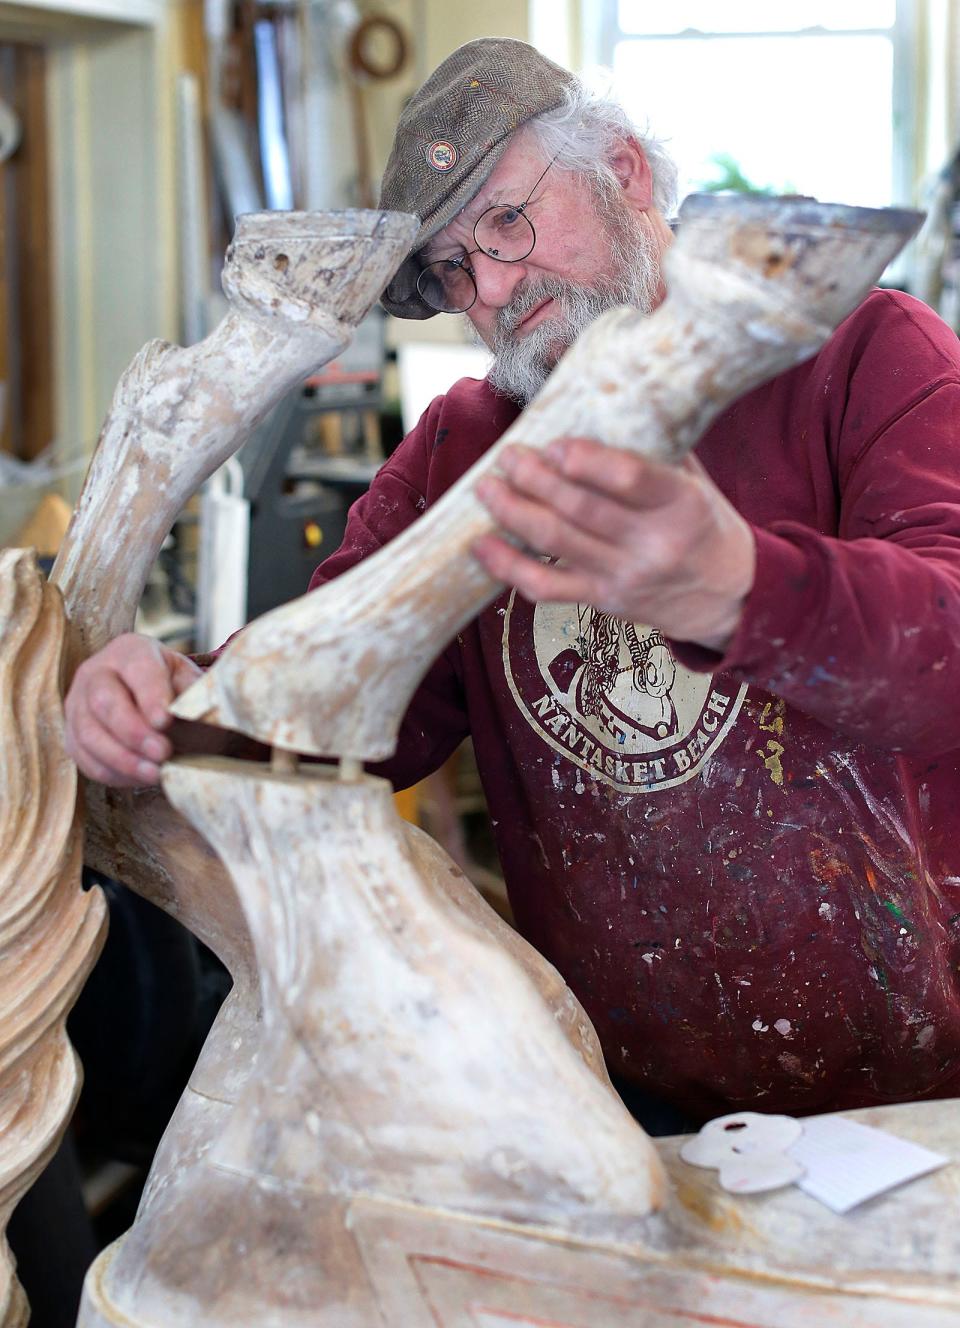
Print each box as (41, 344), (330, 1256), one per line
(492, 445), (634, 541)
(167, 651), (204, 710)
(63, 633), (196, 787)
(473, 440), (754, 647)
(472, 534), (594, 604)
(476, 474), (614, 573)
(544, 437), (690, 511)
(83, 669), (166, 756)
(67, 716), (167, 786)
(116, 638), (186, 729)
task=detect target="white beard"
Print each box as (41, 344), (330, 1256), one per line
(482, 205), (662, 406)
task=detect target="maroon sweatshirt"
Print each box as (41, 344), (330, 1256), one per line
(310, 289), (960, 1120)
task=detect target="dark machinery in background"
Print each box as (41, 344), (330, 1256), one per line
(237, 309), (385, 621)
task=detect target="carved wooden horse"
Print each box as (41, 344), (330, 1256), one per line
(73, 196), (959, 1327)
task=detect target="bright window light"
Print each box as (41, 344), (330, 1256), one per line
(613, 33), (893, 207)
(617, 1), (897, 36)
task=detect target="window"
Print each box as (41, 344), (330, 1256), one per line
(583, 1), (908, 212)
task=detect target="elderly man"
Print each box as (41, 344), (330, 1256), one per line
(66, 38), (960, 1132)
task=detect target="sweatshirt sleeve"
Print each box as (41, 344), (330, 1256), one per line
(712, 374), (960, 757)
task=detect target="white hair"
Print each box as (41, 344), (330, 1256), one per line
(528, 80), (678, 219)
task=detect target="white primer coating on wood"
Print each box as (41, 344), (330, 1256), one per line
(50, 208), (419, 665)
(173, 197), (923, 760)
(77, 755), (665, 1328)
(166, 758), (666, 1221)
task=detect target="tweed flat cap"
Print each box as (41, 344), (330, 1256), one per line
(379, 37), (576, 319)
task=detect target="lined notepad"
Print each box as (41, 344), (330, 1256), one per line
(789, 1115), (950, 1213)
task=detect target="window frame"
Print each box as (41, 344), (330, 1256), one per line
(580, 0), (919, 209)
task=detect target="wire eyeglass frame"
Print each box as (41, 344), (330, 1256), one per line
(416, 157), (556, 314)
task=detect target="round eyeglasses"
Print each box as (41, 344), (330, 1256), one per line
(416, 158), (554, 314)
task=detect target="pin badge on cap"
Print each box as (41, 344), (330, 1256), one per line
(427, 140), (458, 172)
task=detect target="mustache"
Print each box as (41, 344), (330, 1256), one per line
(495, 277), (570, 339)
(485, 207), (662, 405)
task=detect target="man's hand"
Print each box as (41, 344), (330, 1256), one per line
(473, 437), (755, 651)
(64, 633), (202, 787)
